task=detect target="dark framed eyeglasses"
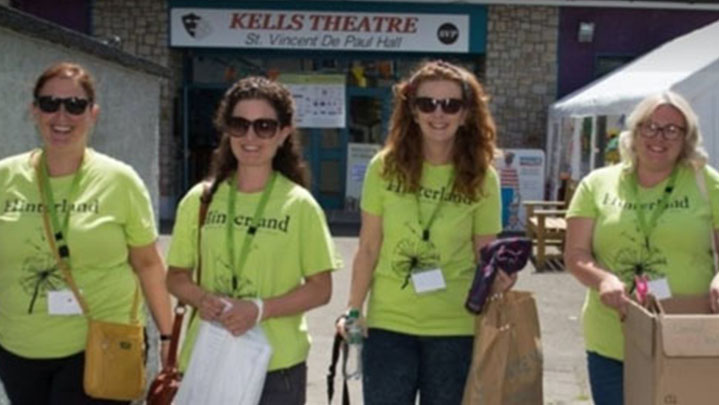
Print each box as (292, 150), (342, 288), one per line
(640, 121), (686, 141)
(225, 116), (280, 139)
(34, 96), (91, 115)
(414, 97), (465, 115)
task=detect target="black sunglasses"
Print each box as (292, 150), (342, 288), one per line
(414, 97), (465, 114)
(225, 117), (280, 139)
(35, 96), (91, 115)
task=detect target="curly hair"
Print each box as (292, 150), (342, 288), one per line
(382, 60), (497, 201)
(619, 90), (707, 171)
(207, 76), (308, 194)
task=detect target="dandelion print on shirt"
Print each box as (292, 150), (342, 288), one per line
(391, 222), (440, 289)
(613, 231), (667, 293)
(211, 250), (258, 298)
(20, 231), (65, 313)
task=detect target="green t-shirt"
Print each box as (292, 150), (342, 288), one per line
(167, 173), (341, 371)
(0, 149), (157, 358)
(361, 152), (502, 336)
(567, 164), (719, 361)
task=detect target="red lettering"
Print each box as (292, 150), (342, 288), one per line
(262, 13), (273, 29)
(309, 14), (322, 30)
(371, 16), (384, 32)
(357, 16), (371, 32)
(404, 17), (418, 33)
(342, 15), (357, 32)
(325, 15), (341, 31)
(290, 14), (304, 30)
(229, 13), (247, 29)
(248, 13), (261, 29)
(304, 13), (416, 33)
(386, 17), (402, 33)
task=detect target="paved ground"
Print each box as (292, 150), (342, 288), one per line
(0, 235), (592, 405)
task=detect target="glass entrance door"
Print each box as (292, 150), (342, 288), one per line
(302, 128), (346, 210)
(301, 86), (391, 211)
(341, 86), (392, 210)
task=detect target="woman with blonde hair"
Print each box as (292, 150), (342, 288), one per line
(336, 60), (513, 405)
(565, 90), (719, 405)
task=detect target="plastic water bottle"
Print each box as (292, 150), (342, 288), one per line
(343, 309), (363, 380)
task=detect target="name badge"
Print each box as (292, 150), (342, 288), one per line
(48, 290), (83, 315)
(647, 277), (672, 300)
(411, 268), (446, 294)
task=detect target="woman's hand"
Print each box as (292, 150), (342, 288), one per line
(491, 269), (518, 295)
(709, 273), (719, 313)
(197, 292), (227, 322)
(335, 313), (350, 339)
(335, 309), (366, 340)
(218, 299), (260, 336)
(598, 273), (630, 317)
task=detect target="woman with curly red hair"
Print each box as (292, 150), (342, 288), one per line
(337, 60), (514, 404)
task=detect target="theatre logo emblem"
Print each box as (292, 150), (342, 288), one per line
(182, 12), (212, 40)
(437, 23), (459, 45)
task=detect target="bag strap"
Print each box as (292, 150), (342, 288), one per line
(694, 167), (719, 274)
(34, 151), (140, 322)
(165, 182), (213, 369)
(327, 332), (350, 405)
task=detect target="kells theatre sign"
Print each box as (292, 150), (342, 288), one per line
(170, 8), (469, 53)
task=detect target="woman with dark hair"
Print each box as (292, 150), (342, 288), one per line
(0, 62), (173, 404)
(166, 76), (340, 404)
(336, 60), (512, 404)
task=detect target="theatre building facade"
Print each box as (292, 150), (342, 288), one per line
(8, 0), (718, 220)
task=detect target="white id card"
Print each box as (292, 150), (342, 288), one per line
(647, 278), (672, 300)
(48, 290), (83, 315)
(411, 268), (446, 294)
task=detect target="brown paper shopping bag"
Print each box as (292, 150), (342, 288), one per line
(462, 290), (543, 405)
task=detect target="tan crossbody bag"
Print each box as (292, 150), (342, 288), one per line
(35, 153), (146, 401)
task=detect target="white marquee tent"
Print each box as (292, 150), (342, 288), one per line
(546, 19), (719, 197)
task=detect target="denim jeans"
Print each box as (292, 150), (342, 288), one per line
(362, 328), (473, 405)
(258, 362), (306, 405)
(587, 351), (624, 405)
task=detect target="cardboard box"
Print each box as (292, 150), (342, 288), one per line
(624, 295), (719, 405)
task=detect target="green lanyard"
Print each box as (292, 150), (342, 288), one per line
(37, 150), (84, 260)
(631, 167), (679, 250)
(415, 173), (454, 242)
(226, 172), (276, 292)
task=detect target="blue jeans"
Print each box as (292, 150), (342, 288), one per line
(587, 351), (624, 405)
(362, 328), (473, 405)
(258, 362), (306, 405)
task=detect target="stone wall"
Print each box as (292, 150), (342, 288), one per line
(485, 5), (558, 149)
(93, 0), (181, 220)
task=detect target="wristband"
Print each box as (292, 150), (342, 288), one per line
(251, 298), (264, 326)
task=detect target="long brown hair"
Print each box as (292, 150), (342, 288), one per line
(207, 76), (308, 194)
(383, 60), (496, 200)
